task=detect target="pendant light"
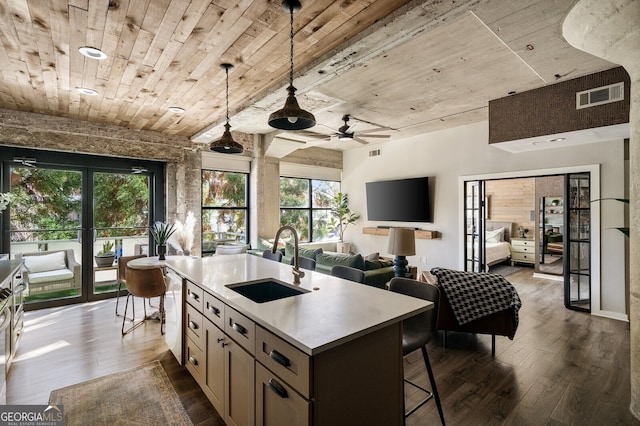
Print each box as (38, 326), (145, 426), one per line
(268, 0), (316, 131)
(210, 63), (243, 154)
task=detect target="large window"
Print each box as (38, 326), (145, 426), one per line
(202, 170), (249, 255)
(280, 177), (340, 242)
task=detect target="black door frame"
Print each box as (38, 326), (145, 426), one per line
(1, 147), (165, 311)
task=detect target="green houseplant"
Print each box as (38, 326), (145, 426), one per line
(95, 240), (115, 267)
(151, 221), (176, 260)
(329, 192), (360, 253)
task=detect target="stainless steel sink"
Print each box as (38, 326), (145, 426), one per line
(226, 279), (309, 303)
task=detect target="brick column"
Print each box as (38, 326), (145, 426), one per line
(563, 0), (640, 419)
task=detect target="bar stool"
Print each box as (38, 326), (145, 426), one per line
(262, 250), (283, 262)
(330, 265), (365, 283)
(389, 277), (445, 424)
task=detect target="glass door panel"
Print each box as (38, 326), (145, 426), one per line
(8, 166), (84, 305)
(565, 173), (591, 312)
(91, 172), (150, 297)
(464, 180), (486, 272)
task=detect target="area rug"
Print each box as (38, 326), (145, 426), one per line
(49, 360), (192, 426)
(488, 264), (522, 277)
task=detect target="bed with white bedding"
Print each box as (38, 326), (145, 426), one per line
(468, 221), (514, 268)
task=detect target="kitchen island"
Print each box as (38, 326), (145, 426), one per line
(166, 254), (432, 426)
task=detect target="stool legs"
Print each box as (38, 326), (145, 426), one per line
(422, 346), (445, 425)
(121, 293), (165, 336)
(403, 346), (445, 425)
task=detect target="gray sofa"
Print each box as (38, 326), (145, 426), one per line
(249, 240), (394, 288)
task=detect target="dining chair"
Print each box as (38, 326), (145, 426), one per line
(330, 265), (365, 283)
(121, 266), (167, 336)
(262, 250), (283, 262)
(388, 277), (445, 424)
(116, 254), (146, 319)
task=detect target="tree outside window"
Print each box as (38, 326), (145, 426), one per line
(202, 170), (248, 254)
(279, 177), (339, 242)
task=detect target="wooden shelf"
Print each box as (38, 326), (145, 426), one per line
(362, 227), (440, 240)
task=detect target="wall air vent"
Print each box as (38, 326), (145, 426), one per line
(369, 149), (381, 157)
(576, 82), (624, 109)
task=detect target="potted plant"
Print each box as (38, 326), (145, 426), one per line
(95, 240), (115, 267)
(329, 192), (360, 253)
(151, 221), (176, 260)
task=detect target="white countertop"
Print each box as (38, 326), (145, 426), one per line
(166, 254), (432, 356)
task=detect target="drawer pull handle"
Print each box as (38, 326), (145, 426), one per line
(232, 322), (247, 335)
(208, 305), (220, 316)
(269, 349), (291, 367)
(188, 320), (199, 330)
(268, 378), (288, 399)
(189, 292), (200, 301)
(188, 355), (198, 366)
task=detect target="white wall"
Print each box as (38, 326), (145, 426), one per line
(342, 121), (627, 318)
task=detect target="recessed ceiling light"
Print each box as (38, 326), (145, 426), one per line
(168, 106), (185, 113)
(76, 87), (99, 96)
(548, 138), (565, 142)
(79, 46), (107, 60)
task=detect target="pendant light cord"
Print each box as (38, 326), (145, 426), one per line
(288, 4), (294, 88)
(225, 66), (230, 123)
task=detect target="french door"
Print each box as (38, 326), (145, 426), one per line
(464, 180), (487, 272)
(1, 148), (165, 310)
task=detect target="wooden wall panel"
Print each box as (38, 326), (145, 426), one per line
(486, 178), (535, 238)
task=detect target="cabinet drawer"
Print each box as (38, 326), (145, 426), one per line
(203, 292), (225, 329)
(256, 363), (310, 426)
(186, 303), (205, 350)
(512, 252), (535, 263)
(185, 337), (206, 386)
(512, 245), (535, 254)
(511, 239), (535, 249)
(225, 306), (255, 356)
(256, 326), (310, 399)
(186, 281), (203, 310)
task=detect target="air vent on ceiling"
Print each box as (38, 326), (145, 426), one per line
(369, 149), (381, 157)
(576, 82), (624, 109)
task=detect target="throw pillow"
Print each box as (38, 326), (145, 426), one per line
(485, 227), (504, 243)
(365, 252), (380, 261)
(316, 252), (365, 270)
(24, 251), (67, 273)
(299, 247), (323, 260)
(365, 259), (394, 270)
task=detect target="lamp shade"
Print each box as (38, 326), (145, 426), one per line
(387, 228), (416, 256)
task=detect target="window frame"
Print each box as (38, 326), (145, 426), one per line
(201, 169), (250, 255)
(279, 176), (340, 242)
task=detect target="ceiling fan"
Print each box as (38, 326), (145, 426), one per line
(299, 114), (394, 145)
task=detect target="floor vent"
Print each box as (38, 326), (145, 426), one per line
(576, 82), (624, 109)
(369, 149), (381, 157)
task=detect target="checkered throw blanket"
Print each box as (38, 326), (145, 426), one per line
(430, 267), (522, 329)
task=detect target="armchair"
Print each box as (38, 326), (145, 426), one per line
(16, 250), (81, 296)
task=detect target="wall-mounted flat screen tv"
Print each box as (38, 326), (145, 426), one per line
(366, 177), (431, 222)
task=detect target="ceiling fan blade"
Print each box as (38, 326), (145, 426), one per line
(356, 134), (390, 139)
(293, 130), (331, 140)
(353, 136), (369, 145)
(350, 115), (398, 131)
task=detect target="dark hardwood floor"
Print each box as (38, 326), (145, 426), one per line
(7, 269), (638, 425)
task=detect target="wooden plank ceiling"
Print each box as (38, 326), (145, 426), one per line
(0, 0), (617, 153)
(0, 0), (412, 137)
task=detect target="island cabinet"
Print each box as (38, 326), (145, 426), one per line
(182, 278), (405, 426)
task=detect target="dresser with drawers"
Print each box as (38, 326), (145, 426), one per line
(510, 238), (536, 266)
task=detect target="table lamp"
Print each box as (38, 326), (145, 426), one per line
(387, 227), (416, 277)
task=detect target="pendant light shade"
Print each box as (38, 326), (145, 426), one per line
(210, 63), (243, 154)
(268, 0), (316, 131)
